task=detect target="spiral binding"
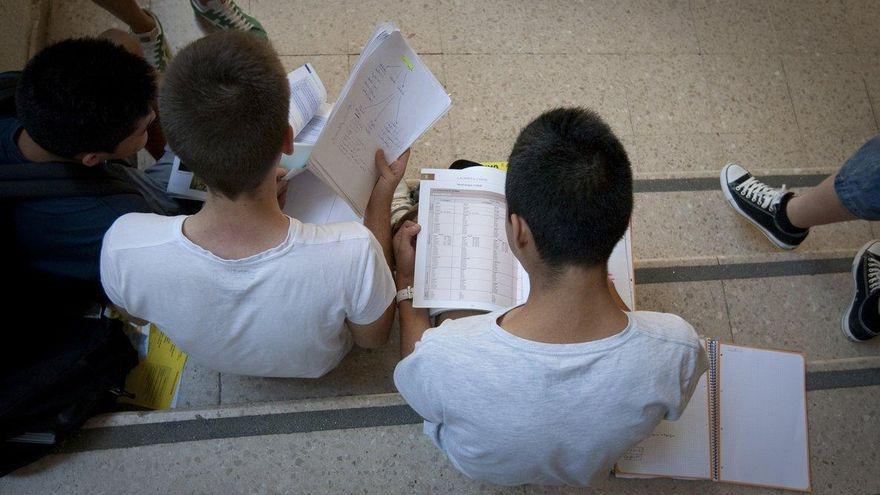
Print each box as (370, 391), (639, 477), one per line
(707, 338), (720, 481)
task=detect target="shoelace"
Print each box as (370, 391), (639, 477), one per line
(734, 177), (788, 213)
(140, 35), (165, 69)
(867, 255), (880, 291)
(216, 0), (253, 30)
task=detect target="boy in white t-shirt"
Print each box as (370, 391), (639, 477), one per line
(391, 108), (708, 487)
(100, 31), (405, 377)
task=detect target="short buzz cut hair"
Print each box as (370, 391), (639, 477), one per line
(160, 31), (289, 200)
(16, 38), (155, 158)
(506, 107), (633, 271)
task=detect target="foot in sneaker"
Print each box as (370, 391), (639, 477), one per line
(843, 240), (880, 342)
(191, 0), (267, 38)
(391, 180), (419, 230)
(134, 9), (171, 72)
(720, 163), (809, 250)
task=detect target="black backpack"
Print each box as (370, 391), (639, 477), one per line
(0, 71), (139, 476)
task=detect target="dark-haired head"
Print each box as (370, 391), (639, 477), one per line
(16, 37), (156, 163)
(160, 31), (291, 200)
(505, 107), (632, 280)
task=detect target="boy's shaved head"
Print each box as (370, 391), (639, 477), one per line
(506, 107), (633, 271)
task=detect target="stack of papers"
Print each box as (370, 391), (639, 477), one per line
(306, 23), (452, 216)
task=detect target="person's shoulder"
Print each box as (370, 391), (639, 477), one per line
(419, 312), (497, 349)
(628, 311), (702, 349)
(295, 220), (375, 246)
(103, 213), (182, 253)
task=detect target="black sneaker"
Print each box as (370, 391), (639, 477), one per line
(720, 163), (809, 250)
(842, 240), (880, 342)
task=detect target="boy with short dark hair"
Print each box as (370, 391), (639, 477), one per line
(2, 35), (178, 282)
(392, 108), (707, 487)
(100, 32), (403, 377)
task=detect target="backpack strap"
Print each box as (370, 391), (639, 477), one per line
(0, 71), (142, 201)
(0, 161), (141, 201)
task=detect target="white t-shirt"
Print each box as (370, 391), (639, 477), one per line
(100, 213), (395, 377)
(393, 310), (708, 487)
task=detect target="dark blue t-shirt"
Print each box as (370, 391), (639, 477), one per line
(1, 116), (151, 281)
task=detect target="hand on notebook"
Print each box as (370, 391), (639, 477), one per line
(275, 167), (289, 210)
(393, 220), (421, 285)
(373, 148), (411, 200)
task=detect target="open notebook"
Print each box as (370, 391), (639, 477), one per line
(412, 167), (635, 312)
(615, 339), (811, 492)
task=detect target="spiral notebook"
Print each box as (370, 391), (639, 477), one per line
(615, 339), (811, 492)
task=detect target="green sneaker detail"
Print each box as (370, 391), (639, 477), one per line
(134, 9), (172, 72)
(190, 0), (267, 38)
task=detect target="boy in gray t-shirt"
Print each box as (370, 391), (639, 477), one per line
(391, 108), (708, 487)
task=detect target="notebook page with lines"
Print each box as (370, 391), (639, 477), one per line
(718, 344), (810, 491)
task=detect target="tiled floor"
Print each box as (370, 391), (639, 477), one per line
(3, 0), (880, 493)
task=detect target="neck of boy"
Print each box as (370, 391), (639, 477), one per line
(16, 128), (68, 163)
(183, 182), (290, 260)
(498, 264), (629, 345)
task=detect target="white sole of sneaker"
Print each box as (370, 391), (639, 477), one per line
(719, 164), (799, 251)
(841, 241), (873, 342)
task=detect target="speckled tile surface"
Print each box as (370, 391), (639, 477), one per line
(45, 0), (130, 44)
(0, 0), (34, 72)
(623, 54), (716, 135)
(624, 131), (815, 176)
(446, 53), (631, 160)
(250, 0), (348, 55)
(843, 0), (880, 54)
(219, 340), (400, 405)
(633, 190), (875, 262)
(691, 0), (779, 54)
(636, 280), (733, 341)
(723, 273), (880, 360)
(807, 387), (880, 495)
(175, 360), (220, 408)
(343, 0), (442, 54)
(767, 0), (855, 54)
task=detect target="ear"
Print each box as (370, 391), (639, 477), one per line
(79, 153), (103, 167)
(508, 213), (533, 251)
(282, 124), (294, 156)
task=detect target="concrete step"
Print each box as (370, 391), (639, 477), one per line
(4, 360), (878, 495)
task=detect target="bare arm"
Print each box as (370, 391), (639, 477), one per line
(347, 149), (411, 348)
(392, 221), (433, 358)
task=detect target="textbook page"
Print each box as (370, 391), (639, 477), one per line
(615, 373), (711, 480)
(609, 229), (635, 310)
(166, 155), (208, 201)
(288, 63), (327, 136)
(413, 167), (519, 312)
(282, 102), (333, 177)
(309, 29), (451, 217)
(282, 169), (359, 224)
(718, 344), (810, 492)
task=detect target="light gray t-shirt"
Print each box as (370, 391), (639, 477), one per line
(393, 310), (708, 487)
